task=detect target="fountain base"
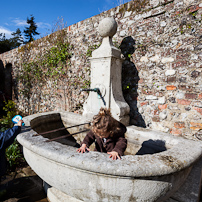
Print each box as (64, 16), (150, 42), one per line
(17, 111), (202, 202)
(46, 157), (202, 202)
(47, 186), (83, 202)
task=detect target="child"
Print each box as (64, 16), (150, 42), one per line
(77, 108), (127, 160)
(0, 120), (24, 178)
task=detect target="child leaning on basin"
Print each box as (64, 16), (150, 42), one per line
(77, 108), (127, 160)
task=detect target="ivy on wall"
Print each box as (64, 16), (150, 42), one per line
(17, 30), (75, 113)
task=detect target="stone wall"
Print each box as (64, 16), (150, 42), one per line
(0, 0), (202, 139)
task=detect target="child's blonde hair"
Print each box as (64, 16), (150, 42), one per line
(91, 108), (121, 137)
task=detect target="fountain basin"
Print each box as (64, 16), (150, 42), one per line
(17, 111), (202, 202)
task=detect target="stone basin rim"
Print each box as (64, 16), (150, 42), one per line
(17, 111), (202, 178)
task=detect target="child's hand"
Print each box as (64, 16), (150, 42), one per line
(17, 120), (24, 127)
(77, 144), (90, 153)
(107, 151), (121, 160)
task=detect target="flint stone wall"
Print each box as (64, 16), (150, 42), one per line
(0, 0), (202, 139)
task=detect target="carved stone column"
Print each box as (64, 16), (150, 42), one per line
(83, 17), (130, 125)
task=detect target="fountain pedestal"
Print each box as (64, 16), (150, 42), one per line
(83, 18), (130, 126)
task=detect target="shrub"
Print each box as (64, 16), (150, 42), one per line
(0, 100), (25, 170)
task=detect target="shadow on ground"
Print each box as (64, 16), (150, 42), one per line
(0, 166), (48, 202)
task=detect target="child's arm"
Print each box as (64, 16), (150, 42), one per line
(77, 130), (95, 153)
(0, 120), (23, 150)
(111, 123), (127, 157)
(107, 151), (121, 160)
(107, 137), (127, 160)
(17, 120), (24, 127)
(77, 144), (90, 153)
(112, 136), (127, 157)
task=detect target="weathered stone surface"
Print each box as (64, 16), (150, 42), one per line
(159, 111), (167, 120)
(17, 112), (202, 202)
(146, 95), (158, 100)
(166, 157), (202, 202)
(162, 57), (175, 63)
(158, 96), (166, 104)
(98, 17), (117, 38)
(169, 97), (176, 103)
(194, 44), (202, 50)
(191, 70), (200, 78)
(83, 17), (130, 125)
(165, 70), (176, 76)
(48, 187), (83, 202)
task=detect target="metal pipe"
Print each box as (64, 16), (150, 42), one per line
(80, 88), (106, 106)
(80, 88), (101, 96)
(45, 129), (90, 142)
(33, 122), (91, 136)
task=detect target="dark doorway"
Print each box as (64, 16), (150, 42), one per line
(4, 63), (12, 100)
(0, 60), (5, 117)
(0, 61), (13, 117)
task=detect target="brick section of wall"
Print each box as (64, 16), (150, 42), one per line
(0, 0), (202, 140)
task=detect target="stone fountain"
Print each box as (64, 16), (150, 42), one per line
(17, 18), (202, 202)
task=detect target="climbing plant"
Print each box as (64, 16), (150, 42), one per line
(86, 44), (101, 57)
(17, 29), (74, 113)
(0, 100), (17, 131)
